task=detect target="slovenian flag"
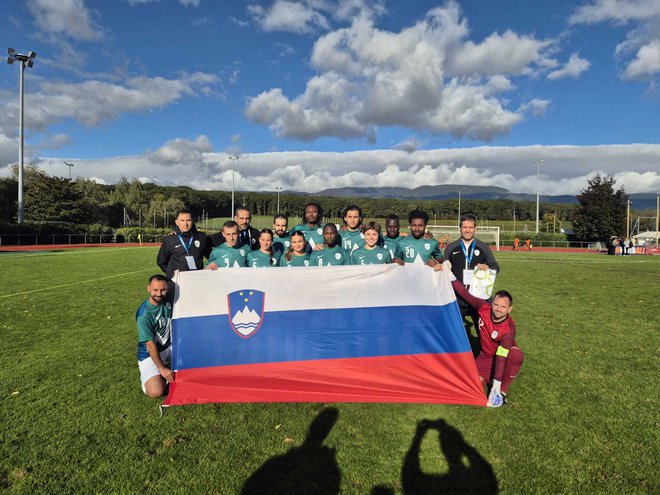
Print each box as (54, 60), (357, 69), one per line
(164, 264), (486, 406)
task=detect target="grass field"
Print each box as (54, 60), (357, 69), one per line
(1, 248), (658, 494)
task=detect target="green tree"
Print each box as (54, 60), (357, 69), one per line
(572, 173), (627, 241)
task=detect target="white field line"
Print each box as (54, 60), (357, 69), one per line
(0, 247), (152, 259)
(0, 268), (154, 299)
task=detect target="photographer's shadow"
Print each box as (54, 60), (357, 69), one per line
(401, 419), (498, 494)
(241, 407), (340, 495)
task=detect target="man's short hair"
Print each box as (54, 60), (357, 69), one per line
(234, 206), (251, 216)
(460, 214), (477, 226)
(273, 213), (288, 223)
(493, 290), (513, 305)
(408, 209), (429, 224)
(175, 207), (192, 218)
(386, 214), (400, 222)
(149, 274), (168, 284)
(223, 220), (239, 230)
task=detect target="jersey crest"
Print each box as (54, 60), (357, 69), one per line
(227, 290), (265, 339)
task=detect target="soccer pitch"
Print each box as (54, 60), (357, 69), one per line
(1, 248), (658, 494)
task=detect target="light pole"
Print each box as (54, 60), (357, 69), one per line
(64, 162), (74, 181)
(7, 48), (37, 224)
(228, 155), (240, 218)
(533, 159), (544, 234)
(275, 186), (283, 214)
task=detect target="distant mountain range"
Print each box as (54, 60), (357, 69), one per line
(301, 185), (657, 210)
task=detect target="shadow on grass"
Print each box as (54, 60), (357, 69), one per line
(241, 407), (340, 495)
(400, 419), (498, 495)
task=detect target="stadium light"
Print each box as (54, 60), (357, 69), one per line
(7, 47), (37, 224)
(275, 186), (283, 214)
(64, 162), (75, 181)
(533, 159), (544, 234)
(228, 155), (240, 217)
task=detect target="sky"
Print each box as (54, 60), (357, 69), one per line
(0, 0), (659, 196)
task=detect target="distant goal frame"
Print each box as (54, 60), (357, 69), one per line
(427, 225), (500, 251)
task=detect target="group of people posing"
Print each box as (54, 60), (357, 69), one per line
(137, 203), (524, 408)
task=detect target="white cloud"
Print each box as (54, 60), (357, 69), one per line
(246, 3), (558, 143)
(548, 53), (591, 79)
(518, 99), (551, 116)
(395, 137), (423, 153)
(248, 1), (330, 34)
(247, 0), (386, 33)
(0, 72), (218, 135)
(623, 39), (660, 78)
(570, 1), (660, 79)
(26, 0), (104, 41)
(11, 143), (658, 196)
(569, 0), (660, 25)
(447, 31), (556, 77)
(150, 135), (213, 164)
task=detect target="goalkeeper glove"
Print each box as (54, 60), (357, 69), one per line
(487, 380), (504, 408)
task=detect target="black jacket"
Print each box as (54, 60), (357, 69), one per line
(238, 226), (261, 251)
(444, 238), (499, 284)
(156, 225), (208, 280)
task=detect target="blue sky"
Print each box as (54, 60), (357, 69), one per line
(1, 0), (659, 195)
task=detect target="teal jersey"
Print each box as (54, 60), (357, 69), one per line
(350, 246), (392, 265)
(278, 252), (311, 267)
(290, 224), (325, 251)
(340, 229), (365, 254)
(272, 234), (291, 258)
(136, 299), (172, 361)
(395, 236), (442, 264)
(247, 250), (280, 267)
(207, 244), (248, 268)
(309, 245), (351, 266)
(382, 235), (401, 259)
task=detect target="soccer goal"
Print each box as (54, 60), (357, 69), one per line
(426, 225), (500, 251)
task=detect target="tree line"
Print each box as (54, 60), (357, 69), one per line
(0, 164), (574, 225)
(0, 166), (629, 241)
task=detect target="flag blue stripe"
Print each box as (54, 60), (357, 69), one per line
(172, 303), (468, 370)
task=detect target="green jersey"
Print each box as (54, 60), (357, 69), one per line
(272, 235), (291, 258)
(247, 250), (280, 267)
(395, 236), (442, 264)
(136, 299), (172, 361)
(290, 224), (325, 251)
(207, 244), (248, 268)
(309, 245), (351, 266)
(278, 252), (311, 267)
(340, 229), (365, 254)
(382, 235), (401, 259)
(350, 246), (392, 265)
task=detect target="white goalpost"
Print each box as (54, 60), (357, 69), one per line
(426, 225), (501, 251)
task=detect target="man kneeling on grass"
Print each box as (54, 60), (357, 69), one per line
(440, 263), (524, 407)
(136, 274), (173, 398)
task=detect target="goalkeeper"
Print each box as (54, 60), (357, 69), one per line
(448, 270), (524, 407)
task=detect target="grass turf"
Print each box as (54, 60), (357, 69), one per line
(0, 248), (658, 494)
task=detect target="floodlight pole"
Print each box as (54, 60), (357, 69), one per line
(228, 155), (240, 217)
(275, 186), (283, 214)
(626, 200), (631, 239)
(7, 48), (36, 224)
(534, 160), (544, 234)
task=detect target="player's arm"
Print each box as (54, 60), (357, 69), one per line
(492, 331), (515, 383)
(145, 340), (174, 383)
(205, 250), (219, 270)
(450, 279), (487, 309)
